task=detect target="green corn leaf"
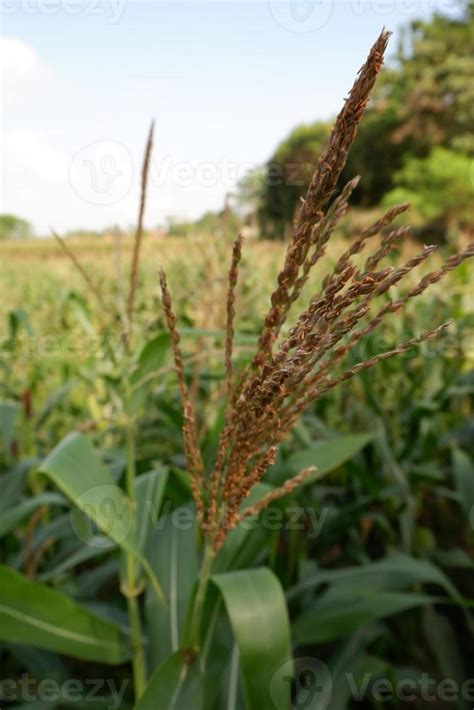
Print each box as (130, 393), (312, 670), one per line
(135, 650), (203, 710)
(38, 544), (108, 583)
(139, 568), (291, 710)
(287, 553), (463, 602)
(452, 447), (474, 519)
(423, 605), (468, 709)
(0, 465), (28, 512)
(134, 467), (169, 555)
(145, 505), (198, 670)
(292, 587), (437, 645)
(0, 400), (19, 454)
(38, 432), (166, 607)
(0, 565), (129, 663)
(283, 433), (373, 484)
(129, 333), (170, 413)
(212, 568), (292, 710)
(0, 492), (68, 537)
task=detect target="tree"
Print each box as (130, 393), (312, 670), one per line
(250, 3), (473, 237)
(384, 4), (474, 156)
(383, 147), (473, 232)
(0, 214), (33, 241)
(257, 122), (330, 238)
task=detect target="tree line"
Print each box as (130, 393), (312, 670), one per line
(241, 4), (473, 239)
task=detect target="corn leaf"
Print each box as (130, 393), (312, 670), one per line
(38, 432), (165, 606)
(212, 568), (291, 710)
(135, 650), (203, 710)
(292, 588), (437, 645)
(0, 565), (129, 663)
(145, 504), (198, 670)
(284, 433), (373, 484)
(0, 493), (68, 537)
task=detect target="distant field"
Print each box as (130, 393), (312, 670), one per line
(2, 230), (473, 430)
(2, 230), (473, 336)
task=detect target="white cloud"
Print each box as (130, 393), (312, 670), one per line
(0, 36), (55, 108)
(5, 130), (67, 182)
(0, 37), (62, 229)
(0, 35), (232, 233)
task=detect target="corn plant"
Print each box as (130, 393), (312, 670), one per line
(0, 29), (473, 710)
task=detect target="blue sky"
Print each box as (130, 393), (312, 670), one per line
(0, 1), (460, 234)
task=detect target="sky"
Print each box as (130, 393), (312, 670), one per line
(0, 0), (461, 235)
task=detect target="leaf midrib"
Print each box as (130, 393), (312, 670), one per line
(0, 602), (118, 650)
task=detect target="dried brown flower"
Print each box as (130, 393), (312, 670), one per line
(158, 30), (474, 552)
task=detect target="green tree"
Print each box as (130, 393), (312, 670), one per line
(257, 122), (330, 238)
(385, 4), (474, 156)
(383, 147), (473, 231)
(0, 214), (33, 241)
(251, 4), (473, 237)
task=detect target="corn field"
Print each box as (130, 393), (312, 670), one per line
(1, 29), (474, 710)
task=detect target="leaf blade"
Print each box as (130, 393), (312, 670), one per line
(285, 433), (373, 484)
(212, 568), (291, 710)
(39, 432), (166, 606)
(0, 565), (128, 664)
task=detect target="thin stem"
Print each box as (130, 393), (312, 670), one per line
(52, 230), (109, 313)
(125, 424), (137, 501)
(126, 120), (155, 337)
(124, 423), (147, 700)
(188, 543), (216, 652)
(126, 557), (146, 698)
